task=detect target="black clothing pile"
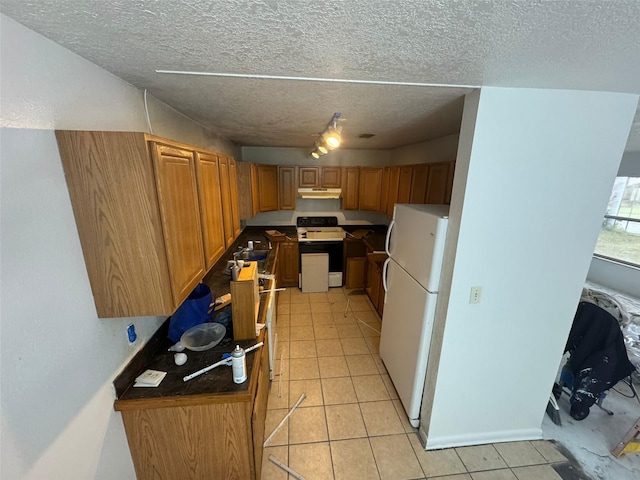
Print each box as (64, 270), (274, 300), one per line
(563, 301), (636, 420)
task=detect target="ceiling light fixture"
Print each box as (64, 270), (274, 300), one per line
(310, 112), (342, 159)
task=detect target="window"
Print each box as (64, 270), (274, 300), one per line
(594, 176), (640, 267)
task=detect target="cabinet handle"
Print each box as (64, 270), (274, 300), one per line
(382, 257), (391, 293)
(385, 219), (395, 256)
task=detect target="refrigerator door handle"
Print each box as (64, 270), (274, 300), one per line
(385, 219), (395, 256)
(382, 257), (391, 293)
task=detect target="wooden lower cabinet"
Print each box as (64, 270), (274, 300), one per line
(278, 240), (299, 287)
(118, 336), (270, 480)
(365, 253), (387, 317)
(346, 257), (366, 289)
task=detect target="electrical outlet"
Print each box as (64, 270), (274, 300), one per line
(469, 286), (482, 304)
(126, 323), (137, 344)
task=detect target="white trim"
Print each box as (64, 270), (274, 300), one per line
(155, 70), (479, 89)
(422, 428), (543, 450)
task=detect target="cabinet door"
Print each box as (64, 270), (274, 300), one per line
(151, 143), (205, 305)
(445, 161), (455, 204)
(299, 166), (320, 187)
(121, 402), (252, 480)
(218, 157), (235, 247)
(342, 167), (360, 210)
(410, 164), (429, 204)
(279, 241), (299, 287)
(425, 161), (452, 204)
(258, 165), (279, 212)
(359, 167), (383, 211)
(397, 166), (413, 204)
(380, 167), (390, 214)
(56, 131), (175, 317)
(236, 162), (259, 220)
(228, 157), (242, 239)
(321, 166), (342, 188)
(386, 166), (400, 217)
(251, 163), (260, 215)
(278, 166), (297, 210)
(195, 152), (226, 270)
(365, 256), (381, 311)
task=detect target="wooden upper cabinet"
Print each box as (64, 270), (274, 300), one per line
(410, 164), (429, 204)
(194, 151), (226, 270)
(425, 161), (455, 204)
(55, 130), (209, 317)
(218, 156), (235, 247)
(380, 167), (390, 215)
(299, 166), (320, 187)
(228, 157), (242, 238)
(251, 163), (260, 215)
(278, 166), (297, 210)
(152, 143), (207, 305)
(358, 167), (383, 211)
(386, 166), (400, 217)
(257, 164), (279, 212)
(397, 166), (413, 204)
(299, 165), (342, 188)
(342, 167), (360, 210)
(321, 166), (342, 187)
(445, 161), (455, 204)
(236, 162), (260, 220)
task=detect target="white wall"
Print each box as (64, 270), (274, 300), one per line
(420, 87), (638, 448)
(241, 146), (391, 166)
(586, 151), (640, 297)
(0, 15), (234, 480)
(392, 133), (459, 165)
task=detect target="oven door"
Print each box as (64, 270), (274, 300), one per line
(298, 241), (344, 273)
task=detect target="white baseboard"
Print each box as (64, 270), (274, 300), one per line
(424, 428), (543, 450)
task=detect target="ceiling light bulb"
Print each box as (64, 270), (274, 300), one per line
(311, 150), (320, 159)
(318, 145), (328, 154)
(325, 132), (341, 149)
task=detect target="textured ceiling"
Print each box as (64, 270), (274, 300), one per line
(2, 0), (640, 150)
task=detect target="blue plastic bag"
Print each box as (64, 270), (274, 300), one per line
(168, 283), (213, 342)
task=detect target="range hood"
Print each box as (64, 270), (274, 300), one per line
(297, 188), (342, 199)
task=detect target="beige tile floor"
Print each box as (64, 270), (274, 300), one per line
(262, 287), (575, 480)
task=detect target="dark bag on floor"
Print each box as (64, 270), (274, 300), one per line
(168, 283), (213, 342)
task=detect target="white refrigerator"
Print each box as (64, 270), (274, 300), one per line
(380, 204), (449, 428)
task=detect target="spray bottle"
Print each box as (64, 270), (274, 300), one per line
(231, 345), (247, 383)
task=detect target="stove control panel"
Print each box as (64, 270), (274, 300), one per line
(296, 216), (339, 228)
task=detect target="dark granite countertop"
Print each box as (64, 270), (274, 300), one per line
(113, 224), (387, 408)
(114, 229), (282, 409)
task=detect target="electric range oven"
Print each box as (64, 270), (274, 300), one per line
(296, 216), (346, 288)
